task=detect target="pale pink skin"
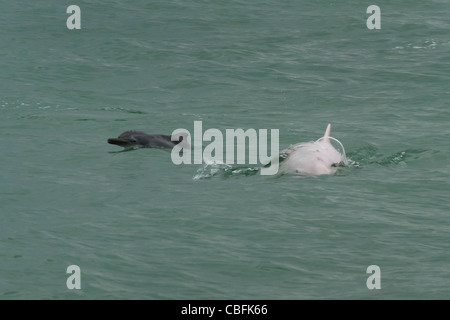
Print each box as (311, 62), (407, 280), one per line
(279, 124), (346, 176)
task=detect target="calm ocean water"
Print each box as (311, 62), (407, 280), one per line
(1, 1), (449, 299)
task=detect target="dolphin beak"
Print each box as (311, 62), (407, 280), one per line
(107, 138), (129, 147)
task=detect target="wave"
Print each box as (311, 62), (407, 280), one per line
(345, 145), (434, 167)
(192, 145), (439, 180)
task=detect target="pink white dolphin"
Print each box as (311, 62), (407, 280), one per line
(279, 124), (348, 176)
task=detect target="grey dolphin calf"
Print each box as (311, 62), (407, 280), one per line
(107, 130), (185, 149)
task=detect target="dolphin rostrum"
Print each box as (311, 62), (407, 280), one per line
(279, 124), (348, 176)
(107, 130), (185, 149)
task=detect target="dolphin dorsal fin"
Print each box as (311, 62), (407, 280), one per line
(322, 123), (331, 143)
(324, 123), (331, 137)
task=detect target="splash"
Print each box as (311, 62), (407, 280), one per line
(193, 158), (260, 180)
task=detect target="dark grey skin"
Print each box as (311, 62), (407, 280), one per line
(108, 130), (184, 149)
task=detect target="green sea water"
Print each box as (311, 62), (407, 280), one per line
(1, 0), (449, 299)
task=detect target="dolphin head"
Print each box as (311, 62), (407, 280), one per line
(108, 130), (184, 149)
(107, 131), (150, 148)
